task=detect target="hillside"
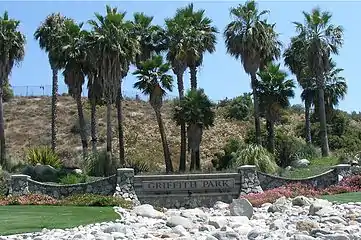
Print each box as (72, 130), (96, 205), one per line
(4, 96), (254, 170)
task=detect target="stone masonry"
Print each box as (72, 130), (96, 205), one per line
(113, 168), (140, 206)
(238, 165), (263, 196)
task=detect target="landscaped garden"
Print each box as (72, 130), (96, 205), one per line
(1, 0), (361, 238)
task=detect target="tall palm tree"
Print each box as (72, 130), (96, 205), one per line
(34, 13), (68, 153)
(0, 11), (26, 166)
(58, 19), (89, 157)
(88, 5), (140, 168)
(133, 55), (174, 173)
(83, 30), (102, 153)
(284, 36), (313, 143)
(309, 59), (347, 119)
(224, 0), (280, 145)
(165, 11), (189, 172)
(293, 7), (344, 156)
(173, 89), (215, 171)
(257, 63), (295, 153)
(132, 12), (168, 66)
(174, 3), (218, 90)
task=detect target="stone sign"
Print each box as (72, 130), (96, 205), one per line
(142, 178), (235, 192)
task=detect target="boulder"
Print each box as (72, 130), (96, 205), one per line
(24, 164), (59, 182)
(166, 216), (193, 229)
(268, 196), (289, 213)
(132, 204), (164, 219)
(292, 196), (312, 207)
(292, 159), (310, 168)
(309, 199), (335, 216)
(229, 198), (254, 219)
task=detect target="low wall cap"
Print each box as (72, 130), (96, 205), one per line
(237, 165), (256, 169)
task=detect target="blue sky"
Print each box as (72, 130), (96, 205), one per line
(2, 1), (360, 112)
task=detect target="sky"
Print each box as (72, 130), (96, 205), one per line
(1, 1), (360, 112)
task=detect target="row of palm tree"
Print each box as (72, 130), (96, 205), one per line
(0, 1), (346, 172)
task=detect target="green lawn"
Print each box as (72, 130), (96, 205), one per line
(0, 205), (118, 235)
(280, 156), (340, 179)
(321, 192), (361, 203)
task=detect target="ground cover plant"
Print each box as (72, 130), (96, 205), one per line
(243, 174), (361, 207)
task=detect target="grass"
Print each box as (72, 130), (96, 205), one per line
(280, 156), (340, 179)
(0, 205), (118, 235)
(321, 192), (361, 203)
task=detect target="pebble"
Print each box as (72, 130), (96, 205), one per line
(2, 197), (361, 240)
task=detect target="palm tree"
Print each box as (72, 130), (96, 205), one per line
(224, 0), (280, 145)
(174, 3), (218, 90)
(165, 11), (189, 172)
(133, 55), (174, 173)
(0, 11), (26, 166)
(293, 7), (344, 156)
(173, 88), (215, 171)
(284, 36), (313, 143)
(88, 5), (140, 168)
(309, 59), (347, 120)
(257, 63), (295, 153)
(83, 30), (102, 153)
(132, 12), (168, 66)
(34, 13), (68, 153)
(58, 19), (88, 157)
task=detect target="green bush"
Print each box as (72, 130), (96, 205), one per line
(212, 138), (243, 170)
(70, 115), (90, 137)
(3, 82), (14, 102)
(224, 93), (253, 121)
(275, 133), (320, 167)
(244, 126), (268, 147)
(62, 194), (132, 208)
(230, 144), (278, 174)
(124, 158), (157, 175)
(59, 173), (88, 185)
(26, 146), (62, 169)
(0, 168), (10, 196)
(84, 150), (116, 177)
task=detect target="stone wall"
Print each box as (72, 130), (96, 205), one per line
(258, 164), (352, 191)
(9, 168), (137, 201)
(9, 164), (354, 208)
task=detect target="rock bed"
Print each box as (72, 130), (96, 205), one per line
(2, 196), (361, 240)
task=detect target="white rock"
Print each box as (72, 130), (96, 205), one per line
(132, 204), (164, 219)
(229, 198), (254, 219)
(166, 216), (193, 229)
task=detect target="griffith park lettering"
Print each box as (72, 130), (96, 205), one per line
(142, 178), (235, 192)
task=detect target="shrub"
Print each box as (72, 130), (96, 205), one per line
(124, 158), (157, 175)
(243, 175), (361, 207)
(244, 126), (268, 147)
(70, 115), (90, 137)
(26, 146), (62, 169)
(212, 138), (244, 170)
(289, 104), (304, 114)
(84, 150), (114, 177)
(230, 144), (278, 174)
(62, 194), (132, 208)
(275, 133), (320, 167)
(59, 173), (88, 185)
(224, 93), (253, 121)
(0, 194), (132, 208)
(3, 82), (14, 102)
(0, 168), (10, 196)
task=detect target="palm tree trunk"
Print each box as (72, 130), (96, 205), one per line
(190, 150), (196, 171)
(90, 96), (97, 153)
(305, 99), (312, 144)
(318, 86), (330, 156)
(51, 68), (58, 153)
(76, 93), (88, 157)
(189, 65), (197, 90)
(266, 119), (275, 154)
(106, 101), (112, 154)
(176, 71), (187, 172)
(0, 76), (5, 167)
(251, 73), (261, 145)
(154, 108), (173, 173)
(116, 86), (125, 167)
